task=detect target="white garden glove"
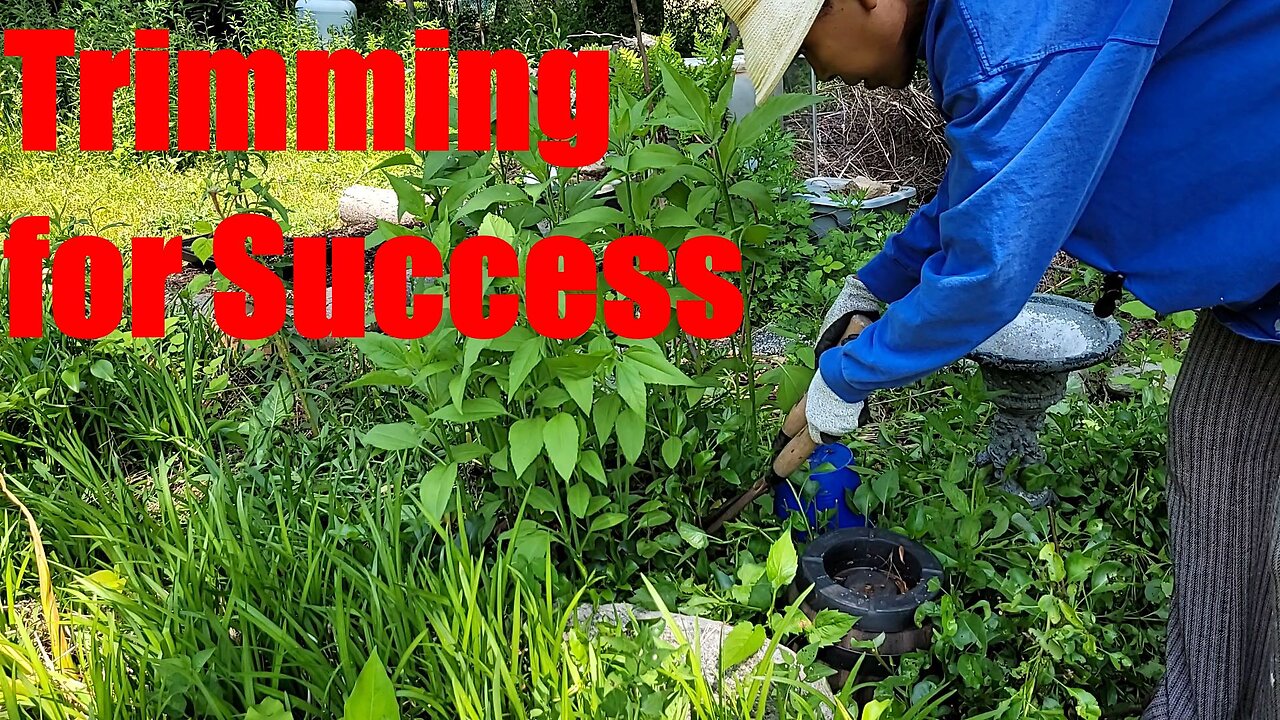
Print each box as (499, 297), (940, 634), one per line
(804, 369), (867, 445)
(800, 275), (878, 444)
(814, 276), (883, 360)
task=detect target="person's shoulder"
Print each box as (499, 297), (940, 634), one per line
(941, 0), (1169, 78)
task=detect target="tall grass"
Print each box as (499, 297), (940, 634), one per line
(0, 297), (837, 718)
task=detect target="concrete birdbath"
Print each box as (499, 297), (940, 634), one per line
(968, 294), (1123, 508)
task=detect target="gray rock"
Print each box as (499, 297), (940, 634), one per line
(708, 327), (794, 359)
(338, 185), (415, 227)
(282, 287), (339, 321)
(573, 603), (835, 720)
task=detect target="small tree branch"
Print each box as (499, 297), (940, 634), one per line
(628, 0), (653, 95)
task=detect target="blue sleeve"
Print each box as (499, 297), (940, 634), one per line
(820, 42), (1159, 403)
(858, 176), (949, 304)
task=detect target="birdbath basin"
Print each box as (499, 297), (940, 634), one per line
(967, 294), (1122, 507)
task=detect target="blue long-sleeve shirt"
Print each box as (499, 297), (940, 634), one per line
(821, 0), (1280, 404)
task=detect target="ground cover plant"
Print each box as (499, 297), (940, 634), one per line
(0, 4), (1184, 719)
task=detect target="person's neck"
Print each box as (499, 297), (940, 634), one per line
(906, 0), (930, 59)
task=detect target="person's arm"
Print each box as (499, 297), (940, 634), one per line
(857, 174), (949, 304)
(820, 41), (1160, 403)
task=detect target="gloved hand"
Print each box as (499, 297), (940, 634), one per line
(815, 276), (882, 358)
(804, 369), (869, 444)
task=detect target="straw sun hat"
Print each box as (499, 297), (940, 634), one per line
(720, 0), (825, 105)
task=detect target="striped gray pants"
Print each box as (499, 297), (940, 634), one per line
(1144, 315), (1280, 720)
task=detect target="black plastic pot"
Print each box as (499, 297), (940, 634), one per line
(794, 527), (943, 670)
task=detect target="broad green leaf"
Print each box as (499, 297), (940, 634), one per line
(404, 402), (432, 427)
(360, 423), (423, 451)
(578, 449), (606, 483)
(628, 143), (687, 172)
(488, 325), (536, 351)
(567, 482), (590, 519)
(593, 394), (622, 445)
(1119, 300), (1157, 320)
(257, 379), (292, 428)
(368, 152), (415, 171)
(561, 376), (594, 414)
(525, 487), (559, 514)
(507, 340), (543, 395)
(459, 186), (527, 217)
(628, 348), (694, 387)
(615, 360), (647, 415)
(940, 479), (969, 515)
(351, 334), (408, 369)
(653, 205), (700, 228)
(342, 649), (400, 720)
(508, 417), (546, 477)
(870, 467), (901, 504)
(385, 172), (427, 221)
(737, 93), (823, 146)
(448, 443), (489, 463)
(90, 359), (115, 382)
(806, 609), (857, 647)
(719, 622), (765, 671)
(677, 521), (708, 550)
(61, 368), (82, 393)
(1169, 310), (1198, 330)
(639, 510), (672, 529)
(728, 180), (774, 214)
(477, 212), (518, 243)
(860, 699), (893, 720)
(345, 370), (413, 389)
(590, 512), (627, 532)
(766, 533), (798, 591)
(428, 398), (508, 422)
(1039, 543), (1066, 582)
(658, 60), (710, 132)
(421, 463), (457, 523)
(661, 437), (682, 470)
(183, 272), (211, 297)
(191, 235), (214, 263)
(615, 409), (645, 464)
(555, 206), (628, 233)
(246, 698), (293, 720)
(1067, 688), (1102, 720)
(760, 365), (811, 412)
(542, 413), (580, 481)
(1065, 551), (1098, 584)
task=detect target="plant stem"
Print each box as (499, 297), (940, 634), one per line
(628, 0), (653, 95)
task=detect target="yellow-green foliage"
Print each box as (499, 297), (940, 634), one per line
(610, 33), (686, 97)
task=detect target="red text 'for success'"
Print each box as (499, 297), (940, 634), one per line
(3, 28), (607, 167)
(3, 216), (744, 342)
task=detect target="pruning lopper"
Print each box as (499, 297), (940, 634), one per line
(703, 311), (877, 533)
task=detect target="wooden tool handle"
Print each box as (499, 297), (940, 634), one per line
(843, 313), (874, 337)
(781, 394), (809, 438)
(703, 478), (770, 534)
(779, 313), (873, 441)
(772, 403), (818, 479)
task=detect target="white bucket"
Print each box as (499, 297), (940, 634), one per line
(296, 0), (357, 47)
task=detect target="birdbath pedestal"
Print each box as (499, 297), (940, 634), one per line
(967, 294), (1122, 508)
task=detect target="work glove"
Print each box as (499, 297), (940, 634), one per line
(804, 368), (869, 444)
(814, 276), (883, 359)
(805, 276), (879, 444)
